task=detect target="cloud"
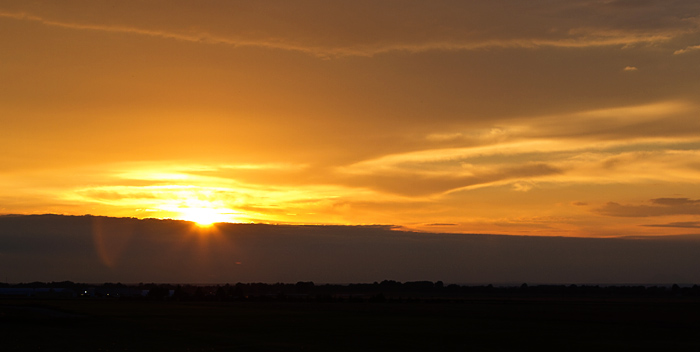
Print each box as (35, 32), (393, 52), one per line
(5, 214), (700, 283)
(2, 0), (699, 57)
(341, 140), (570, 175)
(623, 66), (638, 71)
(535, 101), (698, 139)
(651, 198), (700, 206)
(0, 10), (332, 57)
(674, 44), (700, 55)
(345, 129), (700, 185)
(512, 182), (534, 192)
(643, 221), (700, 228)
(596, 198), (700, 217)
(340, 163), (562, 197)
(420, 101), (699, 151)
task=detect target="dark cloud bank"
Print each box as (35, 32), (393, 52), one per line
(1, 214), (700, 284)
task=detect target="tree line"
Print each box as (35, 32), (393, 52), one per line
(3, 280), (700, 301)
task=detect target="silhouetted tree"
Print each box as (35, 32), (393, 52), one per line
(369, 293), (386, 303)
(194, 287), (205, 300)
(147, 285), (169, 299)
(215, 286), (227, 300)
(172, 285), (188, 300)
(295, 281), (315, 294)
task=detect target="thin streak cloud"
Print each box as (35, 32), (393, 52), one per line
(674, 44), (700, 54)
(2, 6), (698, 58)
(0, 11), (328, 56)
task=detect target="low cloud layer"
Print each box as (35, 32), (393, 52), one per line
(643, 221), (700, 229)
(2, 215), (700, 284)
(597, 198), (700, 217)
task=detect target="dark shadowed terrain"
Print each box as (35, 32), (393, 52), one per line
(3, 214), (700, 350)
(3, 294), (700, 351)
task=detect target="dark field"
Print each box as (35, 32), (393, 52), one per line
(3, 297), (700, 351)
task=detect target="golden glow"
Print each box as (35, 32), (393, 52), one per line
(163, 198), (239, 227)
(3, 2), (700, 238)
(179, 207), (229, 227)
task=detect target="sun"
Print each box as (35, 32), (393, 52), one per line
(153, 190), (243, 227)
(179, 207), (232, 227)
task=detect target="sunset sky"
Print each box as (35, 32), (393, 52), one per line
(3, 0), (700, 237)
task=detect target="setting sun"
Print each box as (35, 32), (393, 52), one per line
(179, 207), (232, 227)
(164, 197), (240, 226)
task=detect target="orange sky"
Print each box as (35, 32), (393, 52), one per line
(2, 0), (700, 237)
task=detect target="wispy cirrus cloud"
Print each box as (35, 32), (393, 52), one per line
(674, 44), (700, 54)
(339, 148), (700, 197)
(3, 0), (700, 57)
(0, 10), (334, 56)
(338, 162), (562, 197)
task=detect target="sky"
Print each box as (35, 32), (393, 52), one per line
(2, 0), (700, 237)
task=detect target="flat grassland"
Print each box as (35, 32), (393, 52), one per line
(3, 298), (700, 351)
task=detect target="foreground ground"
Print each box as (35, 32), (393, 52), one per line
(2, 297), (700, 351)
